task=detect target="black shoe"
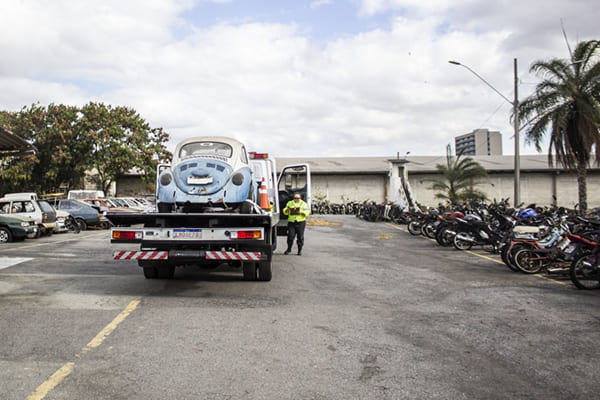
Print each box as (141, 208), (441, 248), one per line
(284, 250), (291, 255)
(297, 251), (302, 256)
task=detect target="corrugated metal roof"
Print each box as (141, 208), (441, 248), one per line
(0, 126), (36, 156)
(276, 154), (597, 174)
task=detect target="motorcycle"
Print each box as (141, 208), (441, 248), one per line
(569, 244), (600, 289)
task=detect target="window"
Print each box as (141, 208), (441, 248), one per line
(179, 141), (233, 159)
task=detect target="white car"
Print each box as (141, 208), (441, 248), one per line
(0, 193), (57, 235)
(54, 209), (71, 233)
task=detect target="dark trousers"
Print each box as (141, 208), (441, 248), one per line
(287, 221), (306, 251)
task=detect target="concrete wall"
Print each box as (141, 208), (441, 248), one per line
(115, 177), (154, 197)
(312, 174), (386, 203)
(408, 172), (600, 208)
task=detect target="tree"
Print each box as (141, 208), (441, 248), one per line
(430, 150), (488, 204)
(79, 103), (172, 194)
(1, 104), (94, 193)
(0, 103), (171, 195)
(517, 39), (600, 214)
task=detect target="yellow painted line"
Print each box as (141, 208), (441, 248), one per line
(387, 222), (568, 286)
(26, 362), (75, 400)
(1, 232), (106, 252)
(386, 223), (406, 232)
(465, 250), (505, 265)
(534, 273), (570, 286)
(82, 300), (140, 351)
(26, 300), (140, 400)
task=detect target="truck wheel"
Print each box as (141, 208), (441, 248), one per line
(143, 267), (158, 279)
(271, 228), (277, 251)
(257, 261), (272, 281)
(158, 203), (172, 213)
(243, 262), (257, 281)
(157, 265), (175, 279)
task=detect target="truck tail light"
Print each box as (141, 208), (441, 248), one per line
(42, 213), (47, 223)
(231, 230), (262, 239)
(112, 230), (143, 240)
(248, 152), (268, 159)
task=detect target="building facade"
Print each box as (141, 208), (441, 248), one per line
(455, 129), (503, 156)
(109, 154), (600, 209)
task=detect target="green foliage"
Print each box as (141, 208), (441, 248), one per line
(0, 103), (172, 195)
(430, 150), (488, 204)
(80, 103), (171, 194)
(517, 39), (600, 213)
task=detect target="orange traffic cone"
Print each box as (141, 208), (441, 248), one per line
(259, 178), (270, 210)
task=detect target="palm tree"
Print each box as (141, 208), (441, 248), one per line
(517, 39), (600, 214)
(430, 150), (488, 204)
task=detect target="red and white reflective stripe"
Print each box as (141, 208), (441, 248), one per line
(113, 251), (169, 260)
(205, 251), (261, 261)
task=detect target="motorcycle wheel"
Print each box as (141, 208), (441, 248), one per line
(501, 245), (520, 272)
(408, 221), (421, 236)
(423, 223), (437, 239)
(513, 248), (545, 274)
(569, 252), (600, 290)
(505, 243), (532, 272)
(453, 232), (473, 251)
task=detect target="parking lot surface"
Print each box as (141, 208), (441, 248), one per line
(1, 215), (600, 399)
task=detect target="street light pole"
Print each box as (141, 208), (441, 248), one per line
(512, 59), (520, 206)
(449, 59), (520, 205)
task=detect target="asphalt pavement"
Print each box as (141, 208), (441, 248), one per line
(1, 216), (600, 400)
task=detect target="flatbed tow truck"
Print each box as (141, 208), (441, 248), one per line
(107, 136), (310, 281)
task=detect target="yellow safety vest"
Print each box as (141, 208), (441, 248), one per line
(283, 199), (310, 223)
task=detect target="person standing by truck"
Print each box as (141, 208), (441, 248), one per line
(283, 193), (310, 255)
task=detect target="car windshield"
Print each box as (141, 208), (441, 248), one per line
(179, 141), (233, 159)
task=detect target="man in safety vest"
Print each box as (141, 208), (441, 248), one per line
(283, 192), (310, 255)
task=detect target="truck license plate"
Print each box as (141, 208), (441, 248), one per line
(173, 229), (202, 239)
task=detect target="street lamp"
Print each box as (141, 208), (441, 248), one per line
(449, 59), (520, 205)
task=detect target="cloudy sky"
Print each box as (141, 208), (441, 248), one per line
(0, 0), (597, 157)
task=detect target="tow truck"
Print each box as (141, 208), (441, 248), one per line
(107, 136), (310, 281)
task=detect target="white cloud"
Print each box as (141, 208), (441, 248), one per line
(0, 0), (597, 157)
(310, 0), (333, 9)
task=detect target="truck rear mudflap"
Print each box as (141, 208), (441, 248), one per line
(113, 250), (263, 261)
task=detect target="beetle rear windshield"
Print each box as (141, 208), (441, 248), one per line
(179, 142), (233, 159)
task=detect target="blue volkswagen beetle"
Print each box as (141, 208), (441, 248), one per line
(157, 137), (254, 213)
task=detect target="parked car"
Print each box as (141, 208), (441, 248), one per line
(0, 193), (57, 235)
(0, 214), (38, 242)
(54, 209), (71, 233)
(82, 198), (133, 213)
(53, 199), (101, 230)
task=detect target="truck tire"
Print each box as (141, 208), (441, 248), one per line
(140, 261), (175, 279)
(257, 261), (272, 281)
(156, 265), (175, 279)
(158, 203), (172, 213)
(271, 227), (277, 251)
(143, 266), (158, 279)
(243, 262), (257, 281)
